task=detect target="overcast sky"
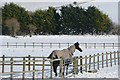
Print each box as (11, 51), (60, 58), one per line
(1, 0), (119, 23)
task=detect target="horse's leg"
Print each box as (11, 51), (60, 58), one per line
(53, 61), (58, 76)
(62, 64), (65, 76)
(66, 64), (69, 75)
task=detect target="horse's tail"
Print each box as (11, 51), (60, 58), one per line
(47, 53), (52, 59)
(47, 51), (57, 59)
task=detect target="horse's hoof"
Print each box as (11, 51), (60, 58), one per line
(55, 74), (57, 76)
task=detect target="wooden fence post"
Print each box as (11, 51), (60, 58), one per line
(33, 42), (34, 48)
(63, 58), (65, 77)
(97, 53), (99, 70)
(85, 43), (87, 49)
(94, 43), (96, 49)
(16, 42), (17, 48)
(93, 54), (95, 69)
(42, 57), (45, 79)
(22, 57), (25, 79)
(2, 55), (5, 73)
(117, 51), (119, 65)
(76, 57), (78, 74)
(73, 57), (76, 74)
(89, 55), (91, 70)
(102, 53), (104, 68)
(110, 52), (112, 67)
(41, 43), (43, 48)
(7, 42), (9, 48)
(59, 58), (63, 77)
(73, 57), (78, 74)
(85, 56), (87, 72)
(10, 58), (13, 80)
(33, 58), (35, 80)
(80, 56), (83, 73)
(114, 51), (116, 65)
(59, 43), (60, 48)
(28, 55), (31, 71)
(50, 59), (53, 79)
(113, 43), (114, 49)
(103, 43), (105, 49)
(106, 52), (108, 67)
(24, 42), (26, 48)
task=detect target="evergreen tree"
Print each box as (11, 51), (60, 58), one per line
(2, 2), (113, 36)
(60, 5), (86, 35)
(33, 7), (57, 35)
(86, 6), (112, 34)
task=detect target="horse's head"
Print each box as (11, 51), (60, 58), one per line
(74, 42), (82, 52)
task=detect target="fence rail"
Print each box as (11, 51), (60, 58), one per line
(79, 51), (120, 72)
(0, 51), (120, 79)
(0, 56), (62, 79)
(0, 42), (119, 49)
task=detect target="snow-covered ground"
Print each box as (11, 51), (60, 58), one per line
(0, 35), (118, 56)
(67, 65), (118, 78)
(0, 35), (119, 78)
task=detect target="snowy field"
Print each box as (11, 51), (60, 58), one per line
(0, 35), (118, 56)
(0, 35), (119, 78)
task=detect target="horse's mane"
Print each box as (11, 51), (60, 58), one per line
(67, 45), (75, 55)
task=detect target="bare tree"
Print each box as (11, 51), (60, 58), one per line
(110, 23), (119, 35)
(27, 24), (36, 37)
(5, 18), (20, 37)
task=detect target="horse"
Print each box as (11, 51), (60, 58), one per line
(47, 42), (83, 76)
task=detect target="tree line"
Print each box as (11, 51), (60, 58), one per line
(1, 3), (117, 37)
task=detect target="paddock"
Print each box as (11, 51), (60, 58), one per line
(0, 35), (119, 79)
(0, 51), (119, 79)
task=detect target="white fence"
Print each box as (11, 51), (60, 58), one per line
(1, 42), (119, 49)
